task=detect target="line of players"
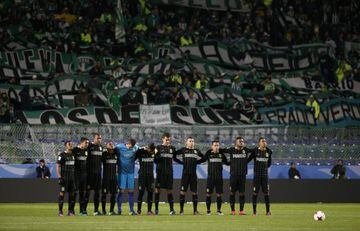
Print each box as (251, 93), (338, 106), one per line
(56, 133), (272, 216)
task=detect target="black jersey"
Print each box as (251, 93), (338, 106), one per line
(248, 147), (272, 177)
(174, 148), (203, 175)
(200, 150), (227, 179)
(102, 150), (118, 180)
(87, 142), (104, 174)
(155, 145), (176, 175)
(223, 147), (253, 176)
(73, 146), (88, 174)
(57, 151), (75, 180)
(135, 148), (155, 177)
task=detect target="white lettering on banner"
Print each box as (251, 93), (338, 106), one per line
(140, 104), (172, 125)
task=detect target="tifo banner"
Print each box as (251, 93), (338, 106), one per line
(140, 104), (172, 125)
(154, 39), (329, 71)
(260, 99), (360, 126)
(19, 105), (251, 125)
(115, 0), (126, 43)
(1, 164), (360, 179)
(273, 77), (360, 94)
(18, 100), (360, 126)
(150, 0), (251, 12)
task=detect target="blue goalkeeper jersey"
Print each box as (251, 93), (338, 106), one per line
(116, 143), (139, 174)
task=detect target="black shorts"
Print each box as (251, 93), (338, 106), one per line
(230, 175), (246, 193)
(60, 178), (76, 193)
(206, 177), (223, 194)
(138, 174), (154, 191)
(75, 172), (87, 192)
(180, 174), (197, 192)
(87, 172), (102, 191)
(253, 176), (269, 194)
(102, 178), (118, 194)
(155, 173), (173, 190)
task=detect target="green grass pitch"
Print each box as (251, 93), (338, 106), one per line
(0, 203), (359, 230)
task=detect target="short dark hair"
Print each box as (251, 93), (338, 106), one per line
(39, 159), (45, 163)
(236, 137), (243, 141)
(93, 133), (100, 137)
(212, 140), (220, 145)
(64, 140), (71, 146)
(258, 137), (265, 142)
(128, 138), (136, 147)
(187, 136), (193, 140)
(80, 137), (88, 143)
(162, 133), (170, 138)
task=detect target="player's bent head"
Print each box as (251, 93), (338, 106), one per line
(162, 133), (171, 144)
(147, 143), (156, 152)
(127, 138), (136, 148)
(106, 142), (114, 150)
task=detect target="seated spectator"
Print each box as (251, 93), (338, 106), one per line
(331, 159), (347, 179)
(36, 159), (51, 179)
(288, 162), (301, 179)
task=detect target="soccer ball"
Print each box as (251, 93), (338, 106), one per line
(313, 211), (326, 221)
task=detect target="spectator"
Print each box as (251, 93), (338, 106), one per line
(306, 94), (320, 120)
(36, 159), (51, 179)
(288, 162), (301, 179)
(74, 87), (91, 107)
(331, 159), (347, 179)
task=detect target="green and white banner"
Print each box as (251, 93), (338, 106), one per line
(150, 0), (250, 12)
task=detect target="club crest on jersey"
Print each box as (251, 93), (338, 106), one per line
(169, 148), (173, 154)
(242, 150), (245, 154)
(194, 150), (197, 154)
(266, 153), (269, 157)
(85, 151), (88, 156)
(99, 147), (102, 151)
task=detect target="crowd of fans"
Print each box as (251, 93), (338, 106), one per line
(0, 0), (359, 124)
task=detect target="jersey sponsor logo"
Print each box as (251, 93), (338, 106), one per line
(161, 154), (173, 158)
(142, 158), (154, 162)
(106, 159), (117, 164)
(65, 161), (75, 165)
(76, 156), (87, 160)
(209, 159), (222, 162)
(233, 154), (247, 158)
(256, 158), (268, 162)
(184, 154), (199, 158)
(91, 151), (102, 156)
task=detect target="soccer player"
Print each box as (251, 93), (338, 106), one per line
(247, 137), (272, 216)
(154, 133), (176, 215)
(56, 141), (76, 216)
(116, 138), (139, 215)
(223, 137), (253, 215)
(85, 133), (104, 216)
(174, 137), (203, 215)
(101, 142), (118, 215)
(199, 140), (227, 215)
(135, 143), (156, 215)
(73, 137), (89, 215)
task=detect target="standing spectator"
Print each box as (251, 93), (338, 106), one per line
(36, 159), (51, 179)
(288, 162), (301, 179)
(331, 159), (347, 179)
(306, 94), (320, 121)
(74, 87), (91, 107)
